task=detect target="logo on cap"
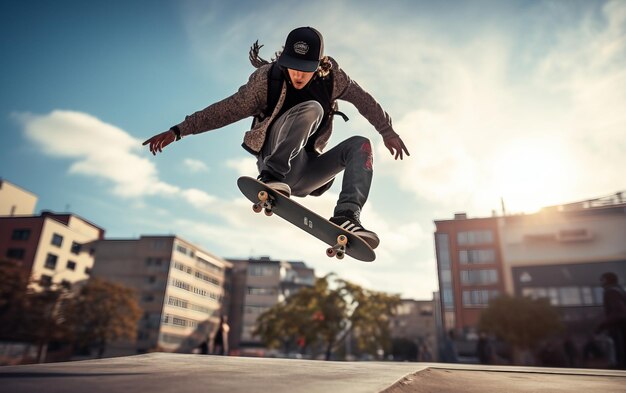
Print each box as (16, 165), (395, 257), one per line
(293, 41), (309, 55)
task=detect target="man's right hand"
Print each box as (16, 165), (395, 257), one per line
(142, 130), (176, 155)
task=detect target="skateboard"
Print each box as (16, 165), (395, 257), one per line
(237, 176), (376, 262)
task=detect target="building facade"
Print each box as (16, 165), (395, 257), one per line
(91, 235), (232, 356)
(0, 211), (104, 289)
(389, 299), (438, 361)
(226, 257), (315, 354)
(434, 213), (505, 335)
(0, 179), (38, 216)
(434, 193), (626, 340)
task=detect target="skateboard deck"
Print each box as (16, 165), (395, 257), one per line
(237, 176), (375, 262)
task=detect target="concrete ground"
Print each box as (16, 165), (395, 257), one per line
(0, 353), (624, 393)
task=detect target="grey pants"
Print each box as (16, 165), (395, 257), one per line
(257, 101), (373, 216)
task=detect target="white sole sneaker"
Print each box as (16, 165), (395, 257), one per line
(266, 181), (291, 197)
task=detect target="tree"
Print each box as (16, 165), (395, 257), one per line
(478, 294), (563, 364)
(0, 260), (31, 340)
(65, 278), (142, 358)
(254, 274), (400, 360)
(0, 260), (70, 362)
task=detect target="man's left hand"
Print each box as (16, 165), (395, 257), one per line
(384, 135), (410, 160)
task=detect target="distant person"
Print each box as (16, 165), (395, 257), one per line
(476, 332), (493, 365)
(197, 339), (209, 355)
(418, 342), (433, 362)
(562, 333), (578, 368)
(595, 272), (626, 369)
(142, 27), (409, 249)
(441, 329), (459, 363)
(210, 315), (230, 356)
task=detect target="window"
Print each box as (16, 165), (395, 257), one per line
(462, 290), (499, 306)
(442, 286), (455, 310)
(71, 242), (81, 254)
(249, 265), (277, 277)
(176, 244), (189, 255)
(435, 234), (451, 269)
(40, 275), (52, 287)
(460, 269), (498, 285)
(459, 249), (495, 264)
(581, 287), (594, 305)
(85, 267), (92, 275)
(67, 261), (77, 271)
(6, 248), (25, 260)
(51, 233), (63, 247)
(247, 287), (277, 295)
(61, 280), (72, 290)
(12, 229), (31, 241)
(559, 287), (582, 306)
(457, 230), (494, 245)
(44, 254), (58, 270)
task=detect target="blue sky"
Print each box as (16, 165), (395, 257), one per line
(2, 0), (625, 299)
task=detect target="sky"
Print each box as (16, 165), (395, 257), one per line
(1, 0), (625, 300)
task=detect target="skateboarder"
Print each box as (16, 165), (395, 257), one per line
(143, 27), (409, 249)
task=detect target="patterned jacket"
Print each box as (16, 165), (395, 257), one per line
(176, 56), (399, 155)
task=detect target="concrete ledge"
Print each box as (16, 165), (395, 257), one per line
(0, 353), (624, 393)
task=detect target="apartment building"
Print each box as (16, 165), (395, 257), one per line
(434, 192), (626, 339)
(390, 299), (438, 361)
(0, 211), (104, 288)
(91, 236), (232, 356)
(434, 213), (505, 334)
(226, 257), (315, 353)
(0, 179), (38, 216)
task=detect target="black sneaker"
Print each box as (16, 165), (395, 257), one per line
(257, 171), (291, 197)
(329, 210), (380, 249)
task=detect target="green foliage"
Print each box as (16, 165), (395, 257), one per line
(65, 278), (142, 357)
(254, 274), (401, 360)
(0, 260), (31, 340)
(478, 294), (563, 351)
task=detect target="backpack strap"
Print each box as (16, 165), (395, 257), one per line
(264, 63), (284, 118)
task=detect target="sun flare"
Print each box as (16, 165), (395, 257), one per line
(488, 138), (575, 214)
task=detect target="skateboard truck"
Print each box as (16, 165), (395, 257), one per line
(252, 190), (274, 216)
(326, 235), (348, 260)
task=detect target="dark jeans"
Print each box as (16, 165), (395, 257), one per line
(257, 100), (373, 216)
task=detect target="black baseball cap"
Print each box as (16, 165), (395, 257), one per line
(277, 27), (324, 72)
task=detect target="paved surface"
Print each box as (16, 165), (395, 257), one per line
(0, 353), (624, 393)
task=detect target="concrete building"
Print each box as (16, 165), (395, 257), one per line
(390, 299), (438, 361)
(91, 236), (232, 356)
(226, 257), (315, 354)
(0, 211), (104, 289)
(0, 179), (38, 216)
(434, 192), (626, 341)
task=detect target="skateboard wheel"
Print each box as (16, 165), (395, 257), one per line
(264, 208), (273, 216)
(258, 191), (268, 202)
(336, 251), (345, 260)
(252, 204), (262, 213)
(326, 247), (336, 257)
(337, 235), (348, 246)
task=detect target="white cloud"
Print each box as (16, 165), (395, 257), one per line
(15, 110), (218, 205)
(15, 110), (179, 198)
(183, 158), (210, 173)
(225, 157), (257, 177)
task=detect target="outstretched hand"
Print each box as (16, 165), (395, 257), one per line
(384, 135), (410, 160)
(142, 130), (176, 155)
